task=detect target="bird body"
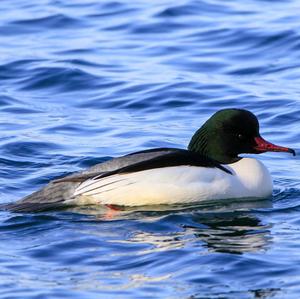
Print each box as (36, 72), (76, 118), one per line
(73, 157), (272, 206)
(6, 108), (294, 212)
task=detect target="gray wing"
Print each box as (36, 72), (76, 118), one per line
(5, 148), (178, 212)
(53, 148), (179, 183)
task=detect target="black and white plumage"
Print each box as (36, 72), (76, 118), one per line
(6, 149), (230, 212)
(5, 109), (295, 212)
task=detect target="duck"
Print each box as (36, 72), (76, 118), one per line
(6, 108), (295, 212)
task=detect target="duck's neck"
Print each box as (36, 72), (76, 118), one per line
(188, 126), (240, 165)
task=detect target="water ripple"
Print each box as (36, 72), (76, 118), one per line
(1, 0), (300, 298)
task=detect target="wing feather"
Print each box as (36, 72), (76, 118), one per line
(5, 148), (231, 212)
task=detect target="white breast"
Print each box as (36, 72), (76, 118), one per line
(73, 158), (273, 206)
(226, 158), (273, 198)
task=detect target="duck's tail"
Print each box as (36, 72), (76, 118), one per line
(3, 180), (81, 212)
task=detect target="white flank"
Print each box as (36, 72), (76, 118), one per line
(73, 158), (273, 206)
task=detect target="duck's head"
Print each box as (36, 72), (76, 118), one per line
(188, 108), (295, 164)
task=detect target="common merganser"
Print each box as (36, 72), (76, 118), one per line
(7, 109), (295, 212)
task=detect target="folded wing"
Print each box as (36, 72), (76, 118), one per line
(5, 148), (229, 212)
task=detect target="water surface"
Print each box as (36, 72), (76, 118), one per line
(1, 0), (300, 298)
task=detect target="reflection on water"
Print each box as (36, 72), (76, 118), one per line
(190, 287), (280, 299)
(72, 198), (273, 254)
(189, 212), (271, 254)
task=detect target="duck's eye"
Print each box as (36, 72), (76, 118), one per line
(237, 133), (244, 140)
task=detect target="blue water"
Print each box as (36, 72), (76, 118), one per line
(1, 0), (300, 298)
